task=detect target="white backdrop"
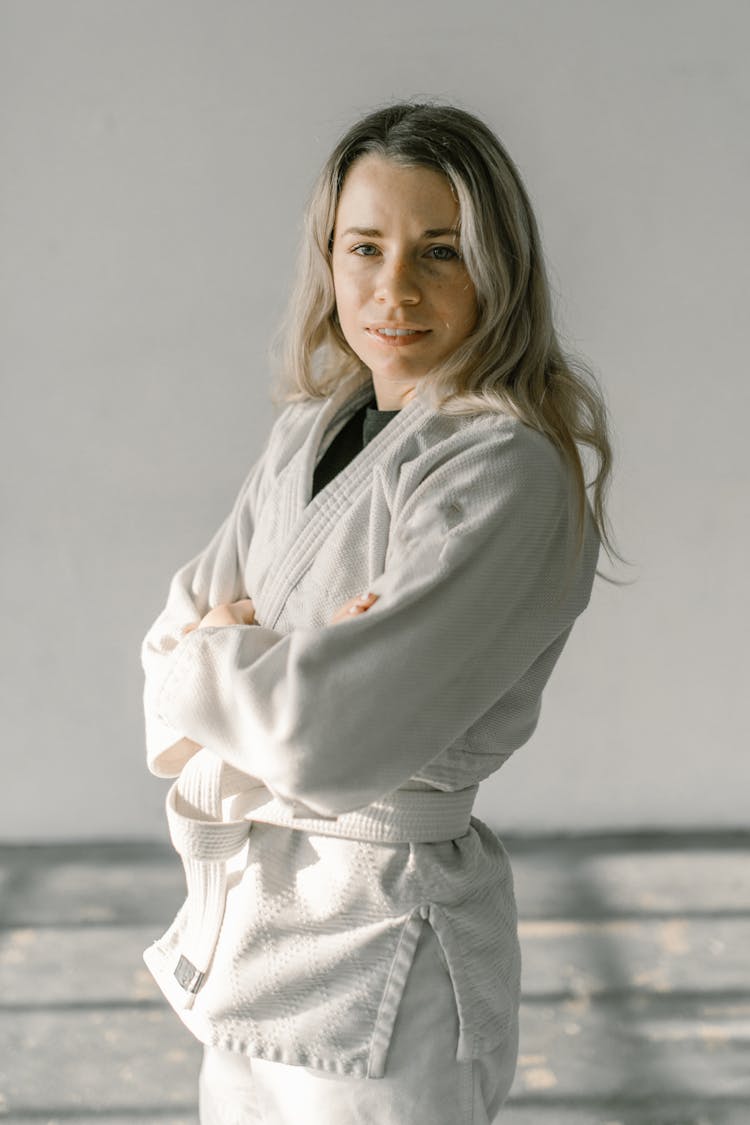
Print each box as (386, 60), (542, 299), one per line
(2, 0), (747, 840)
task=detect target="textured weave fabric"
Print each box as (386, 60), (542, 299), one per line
(141, 369), (600, 1077)
(197, 922), (519, 1123)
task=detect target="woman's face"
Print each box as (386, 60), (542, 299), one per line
(331, 155), (478, 410)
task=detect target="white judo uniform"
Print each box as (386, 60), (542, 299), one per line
(140, 370), (600, 1094)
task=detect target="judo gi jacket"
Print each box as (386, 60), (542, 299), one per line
(141, 370), (600, 1078)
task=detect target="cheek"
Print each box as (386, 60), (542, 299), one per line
(453, 279), (479, 337)
(333, 266), (367, 319)
(432, 281), (477, 341)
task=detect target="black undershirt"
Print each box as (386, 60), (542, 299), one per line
(311, 393), (401, 499)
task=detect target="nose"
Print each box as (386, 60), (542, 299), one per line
(374, 255), (421, 306)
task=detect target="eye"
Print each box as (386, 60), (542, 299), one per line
(426, 245), (459, 261)
(352, 244), (379, 257)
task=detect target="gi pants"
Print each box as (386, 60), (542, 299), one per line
(199, 922), (519, 1124)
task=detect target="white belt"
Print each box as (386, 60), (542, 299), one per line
(165, 748), (477, 1007)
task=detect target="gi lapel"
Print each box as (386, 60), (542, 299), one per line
(261, 374), (431, 631)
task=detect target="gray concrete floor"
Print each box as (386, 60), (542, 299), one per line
(0, 832), (748, 1124)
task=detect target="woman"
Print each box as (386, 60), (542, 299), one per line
(141, 101), (615, 1123)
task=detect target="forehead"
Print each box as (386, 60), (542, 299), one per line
(334, 155), (459, 230)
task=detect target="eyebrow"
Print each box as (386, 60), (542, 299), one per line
(339, 226), (460, 239)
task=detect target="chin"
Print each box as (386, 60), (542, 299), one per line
(365, 350), (431, 376)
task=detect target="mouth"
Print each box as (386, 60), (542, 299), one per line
(365, 326), (431, 347)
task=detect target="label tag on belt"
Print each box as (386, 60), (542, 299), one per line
(174, 954), (206, 994)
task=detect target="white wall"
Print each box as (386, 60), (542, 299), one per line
(2, 0), (747, 840)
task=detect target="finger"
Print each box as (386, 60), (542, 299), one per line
(231, 598), (256, 625)
(331, 599), (358, 625)
(344, 596), (378, 619)
(331, 592), (378, 625)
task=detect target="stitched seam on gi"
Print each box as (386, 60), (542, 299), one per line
(366, 909), (424, 1079)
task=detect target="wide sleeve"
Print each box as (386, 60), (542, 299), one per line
(154, 429), (600, 813)
(141, 445), (276, 778)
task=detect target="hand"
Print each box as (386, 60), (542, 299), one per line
(181, 598), (256, 636)
(330, 591), (379, 625)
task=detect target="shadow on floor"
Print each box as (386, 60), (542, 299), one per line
(0, 832), (748, 1124)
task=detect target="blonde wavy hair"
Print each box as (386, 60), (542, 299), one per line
(271, 101), (619, 565)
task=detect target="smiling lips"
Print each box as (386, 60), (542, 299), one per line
(366, 326), (431, 347)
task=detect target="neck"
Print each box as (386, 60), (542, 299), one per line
(370, 377), (416, 411)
